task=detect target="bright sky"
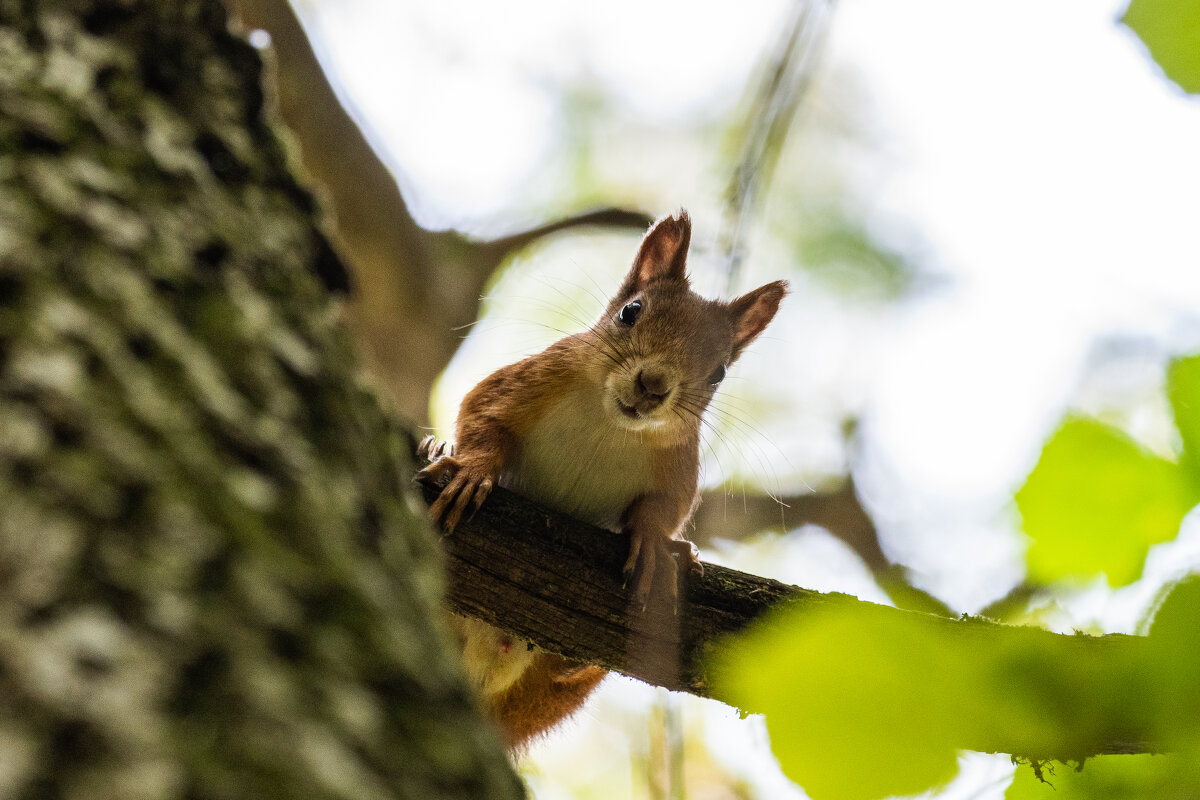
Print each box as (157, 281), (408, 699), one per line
(307, 1), (1200, 796)
(833, 0), (1200, 613)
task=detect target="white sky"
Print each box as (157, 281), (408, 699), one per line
(304, 1), (1200, 797)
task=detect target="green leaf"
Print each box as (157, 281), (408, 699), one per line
(1168, 354), (1200, 476)
(1147, 573), (1200, 644)
(710, 602), (966, 800)
(1143, 576), (1200, 749)
(1015, 418), (1197, 586)
(1007, 754), (1200, 800)
(1122, 0), (1200, 94)
(708, 599), (1145, 800)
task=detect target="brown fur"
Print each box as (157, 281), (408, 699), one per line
(420, 210), (786, 749)
(491, 656), (609, 751)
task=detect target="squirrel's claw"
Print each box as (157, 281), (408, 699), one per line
(469, 476), (493, 517)
(417, 435), (456, 463)
(416, 436), (492, 533)
(422, 457), (495, 534)
(417, 434), (436, 461)
(416, 454), (460, 487)
(445, 472), (493, 532)
(622, 533), (642, 582)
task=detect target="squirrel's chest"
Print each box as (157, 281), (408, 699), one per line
(503, 394), (653, 531)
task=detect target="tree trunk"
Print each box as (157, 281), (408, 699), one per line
(0, 2), (521, 798)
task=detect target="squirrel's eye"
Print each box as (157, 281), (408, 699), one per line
(707, 364), (727, 386)
(617, 300), (642, 326)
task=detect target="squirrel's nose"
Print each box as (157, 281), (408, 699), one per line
(637, 369), (671, 400)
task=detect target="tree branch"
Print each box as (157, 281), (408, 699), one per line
(418, 479), (800, 696)
(481, 207), (655, 259)
(693, 481), (956, 617)
(417, 476), (1163, 760)
(718, 0), (834, 293)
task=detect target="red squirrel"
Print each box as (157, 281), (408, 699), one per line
(419, 210), (786, 750)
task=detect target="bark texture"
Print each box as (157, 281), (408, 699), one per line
(0, 2), (521, 798)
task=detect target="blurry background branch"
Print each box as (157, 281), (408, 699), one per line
(227, 0), (653, 424)
(692, 477), (953, 617)
(718, 0), (833, 294)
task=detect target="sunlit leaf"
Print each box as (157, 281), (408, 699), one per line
(1015, 418), (1198, 586)
(709, 598), (1147, 800)
(1122, 0), (1200, 94)
(1143, 576), (1200, 751)
(1147, 573), (1200, 644)
(1168, 354), (1200, 476)
(1006, 569), (1200, 800)
(710, 602), (965, 800)
(1006, 754), (1200, 800)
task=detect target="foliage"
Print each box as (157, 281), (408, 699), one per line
(1017, 354), (1200, 586)
(1007, 754), (1197, 800)
(1015, 416), (1199, 586)
(709, 597), (1169, 800)
(1169, 353), (1200, 475)
(1122, 0), (1200, 94)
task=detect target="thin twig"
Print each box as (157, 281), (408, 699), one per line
(482, 207), (654, 257)
(719, 0), (835, 294)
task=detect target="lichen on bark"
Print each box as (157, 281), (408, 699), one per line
(0, 2), (521, 798)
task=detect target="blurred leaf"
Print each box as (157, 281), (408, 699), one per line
(798, 218), (915, 299)
(782, 211), (918, 300)
(1007, 754), (1200, 800)
(1016, 418), (1198, 586)
(1122, 0), (1200, 94)
(1144, 576), (1200, 752)
(709, 599), (1145, 800)
(1147, 573), (1200, 644)
(710, 603), (965, 800)
(1168, 354), (1200, 476)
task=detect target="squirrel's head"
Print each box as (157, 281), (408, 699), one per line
(590, 210), (787, 434)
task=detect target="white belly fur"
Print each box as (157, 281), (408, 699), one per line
(502, 390), (652, 531)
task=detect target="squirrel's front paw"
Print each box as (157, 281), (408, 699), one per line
(418, 455), (495, 533)
(623, 531), (701, 610)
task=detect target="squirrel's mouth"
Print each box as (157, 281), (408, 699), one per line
(605, 372), (672, 430)
(610, 394), (670, 431)
(615, 400), (641, 420)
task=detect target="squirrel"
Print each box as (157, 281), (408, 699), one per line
(418, 209), (787, 750)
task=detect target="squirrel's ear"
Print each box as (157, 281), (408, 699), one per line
(729, 280), (787, 358)
(620, 210), (691, 295)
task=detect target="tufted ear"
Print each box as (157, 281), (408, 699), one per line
(729, 280), (787, 359)
(617, 210), (691, 298)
